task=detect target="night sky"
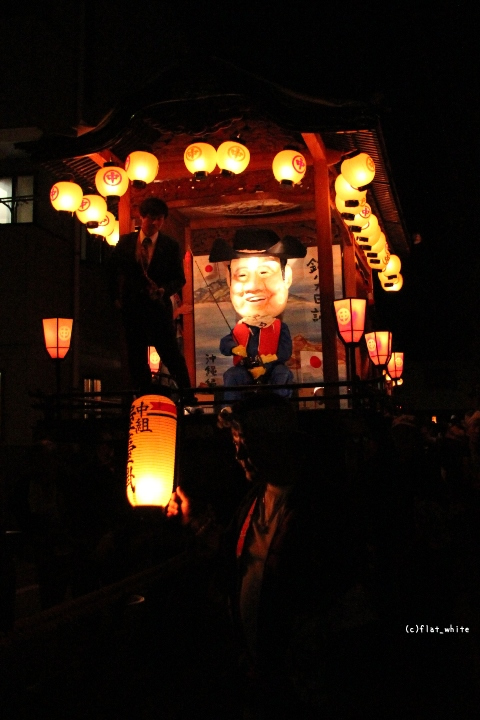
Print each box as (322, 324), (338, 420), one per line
(4, 2), (479, 368)
(86, 0), (479, 365)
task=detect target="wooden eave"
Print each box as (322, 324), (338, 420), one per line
(18, 58), (410, 255)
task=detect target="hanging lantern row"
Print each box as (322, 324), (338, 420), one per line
(49, 151), (160, 222)
(334, 297), (405, 384)
(183, 142), (307, 185)
(333, 152), (403, 292)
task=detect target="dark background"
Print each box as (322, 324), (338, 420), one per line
(2, 1), (479, 366)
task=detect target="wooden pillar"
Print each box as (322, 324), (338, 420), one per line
(118, 185), (133, 235)
(302, 133), (338, 404)
(183, 229), (196, 387)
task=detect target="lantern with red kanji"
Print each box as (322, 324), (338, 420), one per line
(126, 395), (177, 507)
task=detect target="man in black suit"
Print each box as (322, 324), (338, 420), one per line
(110, 197), (194, 400)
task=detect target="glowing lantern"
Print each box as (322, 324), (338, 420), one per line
(184, 143), (217, 178)
(354, 214), (381, 245)
(75, 194), (107, 228)
(396, 378), (404, 386)
(335, 195), (367, 214)
(125, 151), (159, 188)
(370, 232), (387, 254)
(50, 181), (83, 212)
(272, 149), (307, 185)
(88, 211), (115, 237)
(379, 254), (402, 281)
(148, 346), (161, 373)
(341, 152), (375, 188)
(43, 318), (73, 359)
(387, 352), (404, 380)
(216, 141), (250, 175)
(95, 162), (129, 198)
(334, 174), (367, 203)
(365, 330), (392, 366)
(342, 212), (369, 231)
(333, 298), (367, 344)
(106, 220), (120, 246)
(126, 395), (177, 507)
(367, 245), (390, 270)
(381, 273), (404, 292)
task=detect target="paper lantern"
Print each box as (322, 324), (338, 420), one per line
(354, 214), (381, 245)
(367, 245), (390, 269)
(148, 346), (161, 373)
(105, 220), (120, 246)
(184, 143), (217, 178)
(365, 330), (392, 366)
(272, 149), (307, 185)
(370, 232), (387, 254)
(50, 181), (83, 212)
(334, 174), (367, 203)
(87, 211), (115, 237)
(75, 194), (107, 228)
(334, 195), (367, 214)
(43, 318), (73, 359)
(379, 254), (402, 280)
(95, 163), (129, 198)
(381, 273), (404, 291)
(341, 152), (375, 188)
(125, 151), (159, 188)
(334, 298), (367, 344)
(387, 352), (404, 380)
(216, 141), (250, 175)
(126, 395), (177, 507)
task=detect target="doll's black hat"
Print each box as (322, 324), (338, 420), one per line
(209, 229), (306, 262)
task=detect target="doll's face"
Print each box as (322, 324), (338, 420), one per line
(227, 255), (292, 319)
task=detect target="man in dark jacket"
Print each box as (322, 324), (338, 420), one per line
(110, 197), (194, 399)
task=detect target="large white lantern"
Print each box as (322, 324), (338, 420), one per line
(341, 152), (375, 188)
(272, 149), (307, 185)
(75, 195), (107, 228)
(50, 181), (83, 212)
(334, 174), (367, 203)
(126, 395), (177, 507)
(184, 143), (217, 178)
(125, 151), (159, 188)
(105, 220), (120, 246)
(95, 163), (129, 198)
(87, 211), (116, 237)
(216, 141), (250, 175)
(381, 273), (404, 292)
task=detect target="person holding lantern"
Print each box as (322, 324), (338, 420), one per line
(109, 197), (195, 403)
(166, 393), (368, 719)
(209, 229), (306, 411)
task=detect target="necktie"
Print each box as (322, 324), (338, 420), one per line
(141, 236), (152, 266)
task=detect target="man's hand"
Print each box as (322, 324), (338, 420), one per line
(260, 353), (277, 364)
(249, 366), (266, 380)
(232, 344), (248, 358)
(166, 486), (191, 525)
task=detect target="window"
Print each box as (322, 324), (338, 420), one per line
(0, 175), (34, 223)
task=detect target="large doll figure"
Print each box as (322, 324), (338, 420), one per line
(209, 229), (306, 406)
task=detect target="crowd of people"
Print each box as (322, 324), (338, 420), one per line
(2, 399), (480, 716)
